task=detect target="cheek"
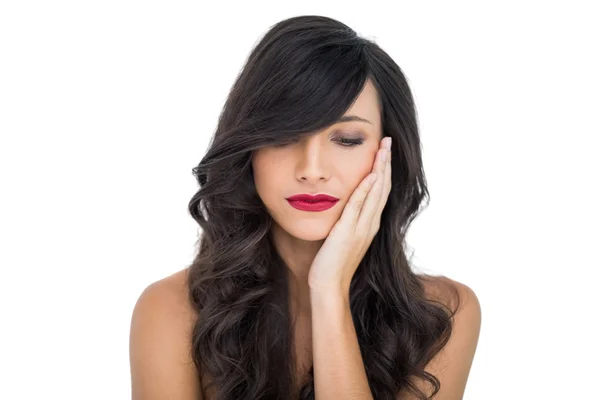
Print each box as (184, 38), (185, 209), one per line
(336, 152), (375, 191)
(252, 156), (282, 205)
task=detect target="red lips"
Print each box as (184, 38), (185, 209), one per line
(286, 193), (339, 212)
(286, 194), (339, 202)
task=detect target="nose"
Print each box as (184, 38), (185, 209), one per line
(295, 135), (330, 184)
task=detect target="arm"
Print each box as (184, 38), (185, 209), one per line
(310, 280), (481, 400)
(310, 287), (374, 400)
(129, 279), (202, 400)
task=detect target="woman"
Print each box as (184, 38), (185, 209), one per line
(130, 15), (481, 400)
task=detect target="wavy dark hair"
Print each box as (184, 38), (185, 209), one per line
(186, 15), (460, 400)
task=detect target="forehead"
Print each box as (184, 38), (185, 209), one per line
(343, 79), (381, 129)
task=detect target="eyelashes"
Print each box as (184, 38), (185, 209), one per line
(273, 137), (364, 148)
(337, 138), (364, 147)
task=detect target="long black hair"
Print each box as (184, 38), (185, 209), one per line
(187, 15), (460, 400)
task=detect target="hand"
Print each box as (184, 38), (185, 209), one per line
(308, 136), (392, 295)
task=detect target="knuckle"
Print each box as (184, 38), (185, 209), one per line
(354, 200), (364, 211)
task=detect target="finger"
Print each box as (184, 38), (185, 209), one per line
(357, 139), (389, 233)
(375, 138), (392, 217)
(338, 171), (378, 230)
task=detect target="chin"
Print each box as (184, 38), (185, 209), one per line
(280, 221), (333, 242)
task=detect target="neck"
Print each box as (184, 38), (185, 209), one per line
(269, 224), (323, 317)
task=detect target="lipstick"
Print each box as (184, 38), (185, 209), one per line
(286, 194), (339, 212)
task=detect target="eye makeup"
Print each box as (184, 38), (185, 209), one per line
(335, 137), (364, 147)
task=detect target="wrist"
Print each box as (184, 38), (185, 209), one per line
(309, 284), (350, 305)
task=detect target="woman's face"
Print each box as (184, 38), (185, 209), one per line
(251, 80), (383, 241)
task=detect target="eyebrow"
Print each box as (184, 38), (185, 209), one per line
(335, 115), (372, 125)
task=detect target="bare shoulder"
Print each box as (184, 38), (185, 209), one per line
(417, 273), (479, 316)
(129, 268), (201, 400)
(402, 274), (481, 399)
(132, 267), (197, 333)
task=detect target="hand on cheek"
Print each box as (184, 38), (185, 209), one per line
(308, 136), (392, 294)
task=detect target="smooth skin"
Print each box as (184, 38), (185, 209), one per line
(129, 81), (481, 398)
(307, 136), (481, 400)
(129, 134), (481, 398)
(307, 135), (391, 293)
(129, 274), (481, 399)
(252, 79), (387, 319)
(308, 135), (392, 399)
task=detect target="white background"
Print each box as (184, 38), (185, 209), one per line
(1, 1), (598, 399)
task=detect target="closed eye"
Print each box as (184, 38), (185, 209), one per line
(272, 137), (364, 148)
(337, 138), (364, 147)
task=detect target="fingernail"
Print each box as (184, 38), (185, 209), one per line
(384, 137), (392, 150)
(381, 149), (388, 162)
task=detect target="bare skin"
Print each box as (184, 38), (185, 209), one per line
(129, 267), (458, 400)
(252, 79), (385, 319)
(130, 79), (479, 399)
